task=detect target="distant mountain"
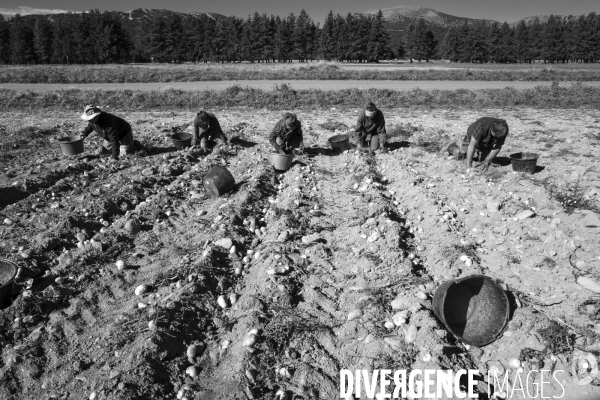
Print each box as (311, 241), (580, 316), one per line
(2, 8), (226, 23)
(362, 6), (495, 52)
(362, 6), (581, 53)
(364, 6), (492, 27)
(509, 15), (565, 27)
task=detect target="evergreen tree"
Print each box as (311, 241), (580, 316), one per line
(319, 10), (335, 60)
(9, 14), (36, 64)
(440, 26), (460, 62)
(514, 20), (530, 63)
(33, 16), (53, 63)
(0, 15), (9, 64)
(406, 19), (436, 62)
(368, 10), (391, 62)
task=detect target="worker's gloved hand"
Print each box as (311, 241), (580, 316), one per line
(299, 142), (305, 153)
(278, 147), (287, 155)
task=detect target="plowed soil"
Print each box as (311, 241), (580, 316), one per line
(1, 107), (600, 400)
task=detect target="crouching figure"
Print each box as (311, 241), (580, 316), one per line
(193, 111), (228, 151)
(270, 113), (305, 155)
(80, 105), (144, 160)
(355, 101), (387, 154)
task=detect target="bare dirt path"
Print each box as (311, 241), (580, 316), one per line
(1, 80), (599, 92)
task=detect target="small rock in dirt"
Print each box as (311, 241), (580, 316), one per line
(514, 210), (536, 221)
(302, 233), (321, 244)
(487, 201), (500, 213)
(390, 295), (412, 310)
(367, 232), (379, 243)
(90, 240), (104, 252)
(405, 325), (418, 343)
(142, 167), (157, 176)
(214, 238), (233, 249)
(577, 276), (600, 293)
(125, 219), (142, 234)
(581, 211), (600, 228)
(384, 337), (403, 350)
(278, 230), (289, 242)
(347, 309), (362, 321)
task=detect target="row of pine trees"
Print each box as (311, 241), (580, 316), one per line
(0, 9), (599, 64)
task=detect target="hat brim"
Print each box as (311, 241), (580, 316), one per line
(81, 111), (100, 121)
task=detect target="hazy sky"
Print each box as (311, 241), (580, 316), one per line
(1, 1), (599, 23)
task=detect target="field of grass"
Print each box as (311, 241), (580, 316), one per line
(1, 83), (599, 111)
(2, 62), (600, 83)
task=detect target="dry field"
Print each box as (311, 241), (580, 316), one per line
(0, 107), (600, 400)
(3, 81), (600, 92)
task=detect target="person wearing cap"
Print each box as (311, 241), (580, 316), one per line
(193, 111), (228, 150)
(441, 117), (509, 172)
(80, 105), (136, 160)
(270, 113), (304, 155)
(355, 102), (386, 153)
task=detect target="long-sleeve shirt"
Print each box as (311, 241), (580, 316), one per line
(463, 117), (509, 151)
(355, 110), (386, 138)
(269, 118), (303, 149)
(81, 112), (132, 159)
(193, 113), (227, 143)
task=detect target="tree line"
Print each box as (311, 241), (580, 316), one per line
(438, 13), (600, 63)
(0, 9), (598, 64)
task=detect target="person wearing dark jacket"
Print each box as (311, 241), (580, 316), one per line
(193, 111), (228, 150)
(355, 102), (386, 153)
(269, 113), (304, 155)
(80, 105), (135, 160)
(441, 117), (509, 171)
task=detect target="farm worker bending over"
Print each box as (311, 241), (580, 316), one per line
(193, 111), (228, 150)
(80, 105), (138, 160)
(464, 117), (509, 171)
(440, 117), (509, 172)
(270, 113), (305, 155)
(355, 102), (387, 153)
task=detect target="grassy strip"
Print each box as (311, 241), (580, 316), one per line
(2, 64), (600, 83)
(1, 84), (600, 110)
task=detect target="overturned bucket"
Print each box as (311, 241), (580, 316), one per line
(203, 165), (235, 198)
(0, 259), (18, 309)
(171, 132), (192, 150)
(268, 153), (294, 172)
(58, 136), (84, 156)
(510, 152), (539, 174)
(328, 134), (350, 152)
(432, 275), (510, 347)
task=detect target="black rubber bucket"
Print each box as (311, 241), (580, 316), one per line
(0, 259), (18, 309)
(203, 165), (236, 198)
(328, 134), (350, 152)
(510, 152), (539, 174)
(171, 132), (192, 150)
(58, 136), (84, 156)
(432, 275), (510, 347)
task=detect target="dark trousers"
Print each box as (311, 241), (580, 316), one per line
(357, 133), (383, 151)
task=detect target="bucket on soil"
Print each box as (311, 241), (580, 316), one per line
(432, 275), (510, 347)
(0, 259), (18, 309)
(510, 152), (539, 174)
(58, 136), (84, 156)
(203, 165), (236, 198)
(268, 153), (294, 172)
(171, 132), (192, 150)
(328, 134), (350, 152)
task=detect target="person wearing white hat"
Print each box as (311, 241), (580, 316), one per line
(355, 101), (387, 154)
(80, 105), (136, 160)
